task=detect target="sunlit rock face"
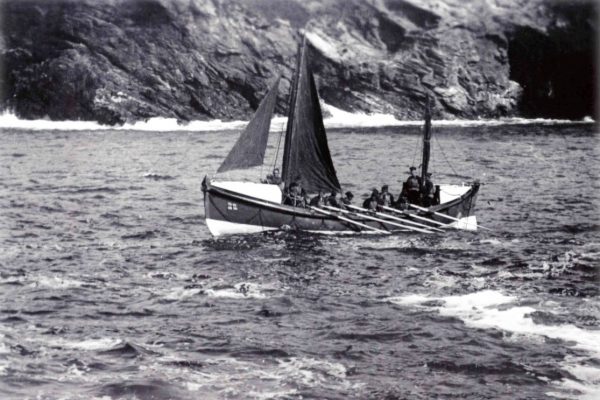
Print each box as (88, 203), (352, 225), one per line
(0, 0), (596, 124)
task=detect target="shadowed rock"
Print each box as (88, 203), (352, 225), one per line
(0, 0), (596, 124)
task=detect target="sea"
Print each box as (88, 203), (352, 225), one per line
(0, 111), (598, 400)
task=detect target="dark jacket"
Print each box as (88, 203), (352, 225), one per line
(423, 180), (435, 198)
(362, 197), (378, 210)
(378, 192), (395, 206)
(405, 176), (421, 192)
(326, 195), (341, 208)
(309, 195), (325, 207)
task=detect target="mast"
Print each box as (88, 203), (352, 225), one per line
(420, 95), (432, 187)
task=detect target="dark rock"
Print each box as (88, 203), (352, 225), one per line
(0, 0), (596, 124)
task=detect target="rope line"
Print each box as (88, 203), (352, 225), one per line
(434, 135), (460, 177)
(412, 132), (422, 168)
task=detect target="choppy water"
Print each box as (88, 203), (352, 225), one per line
(0, 122), (599, 400)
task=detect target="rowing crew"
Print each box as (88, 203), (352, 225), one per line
(275, 165), (438, 209)
(363, 167), (439, 210)
(283, 183), (354, 209)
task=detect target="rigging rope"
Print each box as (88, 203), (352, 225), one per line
(444, 131), (476, 179)
(434, 134), (461, 177)
(412, 131), (422, 168)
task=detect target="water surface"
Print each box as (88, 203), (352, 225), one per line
(0, 123), (598, 399)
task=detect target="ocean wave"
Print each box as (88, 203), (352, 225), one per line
(387, 290), (600, 354)
(163, 286), (203, 301)
(386, 290), (600, 399)
(204, 282), (271, 299)
(142, 355), (361, 399)
(28, 275), (86, 289)
(0, 336), (11, 355)
(0, 107), (594, 132)
(143, 172), (175, 181)
(56, 337), (123, 351)
(160, 280), (275, 302)
(554, 362), (600, 400)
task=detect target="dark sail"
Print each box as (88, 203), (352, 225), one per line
(421, 95), (432, 185)
(217, 77), (280, 173)
(281, 38), (341, 193)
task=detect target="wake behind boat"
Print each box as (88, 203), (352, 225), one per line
(202, 37), (480, 237)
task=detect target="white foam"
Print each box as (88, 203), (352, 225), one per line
(163, 286), (203, 301)
(387, 290), (600, 399)
(146, 271), (189, 280)
(62, 363), (87, 380)
(479, 238), (505, 246)
(279, 357), (349, 384)
(0, 336), (11, 355)
(321, 104), (595, 128)
(0, 111), (248, 132)
(0, 108), (594, 132)
(56, 337), (122, 351)
(0, 335), (8, 376)
(322, 104), (407, 128)
(205, 282), (269, 299)
(29, 275), (86, 289)
(389, 290), (600, 354)
(555, 363), (600, 400)
(146, 355), (361, 399)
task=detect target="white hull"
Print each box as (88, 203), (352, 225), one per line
(205, 218), (279, 237)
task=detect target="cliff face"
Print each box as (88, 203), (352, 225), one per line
(0, 0), (596, 124)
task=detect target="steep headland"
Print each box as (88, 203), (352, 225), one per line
(0, 0), (596, 124)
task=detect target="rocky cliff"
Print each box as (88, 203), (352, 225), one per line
(0, 0), (596, 124)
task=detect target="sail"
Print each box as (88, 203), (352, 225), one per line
(217, 76), (281, 173)
(420, 95), (432, 185)
(281, 39), (341, 194)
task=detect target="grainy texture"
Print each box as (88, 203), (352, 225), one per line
(0, 0), (596, 124)
(0, 123), (598, 399)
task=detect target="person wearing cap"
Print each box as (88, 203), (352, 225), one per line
(404, 166), (422, 204)
(362, 188), (379, 211)
(378, 185), (395, 207)
(422, 172), (436, 207)
(341, 191), (354, 206)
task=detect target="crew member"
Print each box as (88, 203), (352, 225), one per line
(341, 191), (354, 206)
(378, 185), (394, 207)
(309, 191), (325, 207)
(394, 194), (409, 210)
(422, 172), (436, 207)
(264, 168), (282, 185)
(362, 189), (379, 211)
(326, 190), (342, 208)
(283, 182), (306, 207)
(404, 166), (421, 204)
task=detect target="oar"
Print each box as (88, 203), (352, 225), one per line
(323, 205), (434, 234)
(310, 206), (389, 234)
(347, 205), (444, 233)
(407, 203), (493, 231)
(381, 205), (448, 228)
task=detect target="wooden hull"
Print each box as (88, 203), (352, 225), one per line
(202, 177), (479, 236)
